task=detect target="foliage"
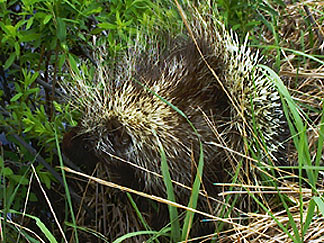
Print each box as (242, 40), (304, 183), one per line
(0, 0), (168, 241)
(1, 0), (324, 242)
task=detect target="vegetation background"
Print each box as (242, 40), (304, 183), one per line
(0, 0), (324, 242)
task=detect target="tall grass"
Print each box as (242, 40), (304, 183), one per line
(1, 0), (324, 242)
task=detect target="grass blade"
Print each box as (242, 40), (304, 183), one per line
(154, 129), (181, 241)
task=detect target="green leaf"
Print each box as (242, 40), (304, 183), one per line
(25, 88), (40, 96)
(53, 101), (62, 112)
(35, 123), (46, 134)
(2, 24), (16, 36)
(303, 198), (316, 236)
(39, 172), (52, 189)
(83, 6), (102, 15)
(43, 15), (52, 25)
(90, 28), (104, 35)
(2, 167), (14, 176)
(26, 17), (34, 29)
(58, 54), (66, 70)
(61, 42), (68, 51)
(56, 17), (66, 42)
(113, 230), (158, 243)
(314, 197), (324, 215)
(10, 92), (23, 102)
(23, 117), (35, 126)
(68, 54), (79, 74)
(4, 52), (16, 70)
(97, 22), (117, 30)
(29, 72), (39, 85)
(23, 125), (34, 133)
(10, 175), (29, 185)
(20, 33), (41, 42)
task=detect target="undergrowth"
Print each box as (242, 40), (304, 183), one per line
(1, 0), (324, 242)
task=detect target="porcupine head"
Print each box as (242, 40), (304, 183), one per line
(62, 7), (287, 203)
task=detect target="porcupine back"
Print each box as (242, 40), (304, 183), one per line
(62, 7), (287, 216)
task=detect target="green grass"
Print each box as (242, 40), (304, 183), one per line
(1, 0), (324, 242)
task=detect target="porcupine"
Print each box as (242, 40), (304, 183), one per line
(62, 5), (288, 241)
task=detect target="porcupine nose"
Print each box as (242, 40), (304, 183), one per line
(105, 118), (132, 153)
